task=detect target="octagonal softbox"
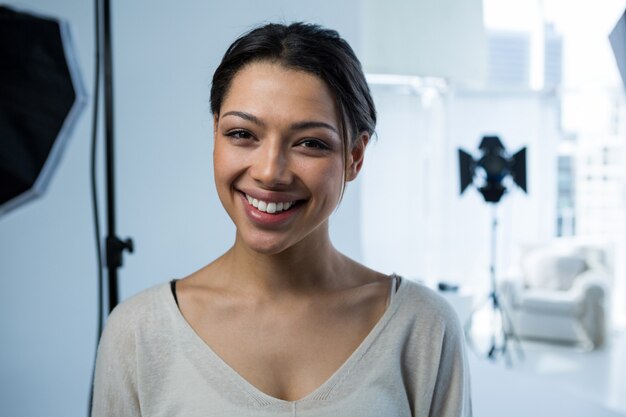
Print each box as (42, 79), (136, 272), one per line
(0, 5), (86, 216)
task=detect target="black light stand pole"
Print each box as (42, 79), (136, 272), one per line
(465, 204), (523, 365)
(487, 204), (500, 359)
(102, 0), (133, 313)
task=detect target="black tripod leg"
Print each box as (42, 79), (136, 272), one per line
(500, 302), (525, 361)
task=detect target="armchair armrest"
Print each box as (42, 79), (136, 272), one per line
(569, 269), (607, 300)
(570, 269), (608, 347)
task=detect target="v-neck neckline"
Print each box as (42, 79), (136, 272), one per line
(163, 275), (407, 408)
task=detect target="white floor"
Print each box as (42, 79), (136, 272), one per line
(469, 329), (626, 417)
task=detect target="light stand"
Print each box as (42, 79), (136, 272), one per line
(458, 136), (526, 364)
(99, 0), (134, 312)
(463, 205), (524, 365)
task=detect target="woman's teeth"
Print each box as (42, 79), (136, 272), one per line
(245, 194), (296, 214)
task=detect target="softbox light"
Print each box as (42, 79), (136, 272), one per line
(0, 5), (87, 216)
(610, 9), (626, 92)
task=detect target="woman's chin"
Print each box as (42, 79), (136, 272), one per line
(237, 232), (295, 256)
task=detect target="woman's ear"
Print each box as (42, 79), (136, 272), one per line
(346, 132), (369, 182)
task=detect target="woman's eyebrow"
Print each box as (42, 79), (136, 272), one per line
(289, 121), (338, 134)
(222, 111), (338, 134)
(221, 111), (266, 127)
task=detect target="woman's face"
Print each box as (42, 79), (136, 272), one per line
(213, 61), (366, 255)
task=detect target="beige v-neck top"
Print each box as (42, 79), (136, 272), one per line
(91, 277), (472, 417)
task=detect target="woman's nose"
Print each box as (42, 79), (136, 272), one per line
(249, 141), (292, 187)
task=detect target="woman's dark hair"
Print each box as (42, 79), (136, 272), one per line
(210, 22), (376, 153)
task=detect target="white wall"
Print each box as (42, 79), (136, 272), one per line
(362, 83), (450, 280)
(0, 1), (362, 416)
(362, 0), (486, 83)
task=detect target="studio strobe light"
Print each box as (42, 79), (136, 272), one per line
(458, 135), (527, 365)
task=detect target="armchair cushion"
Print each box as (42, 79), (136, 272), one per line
(517, 290), (583, 316)
(522, 248), (587, 291)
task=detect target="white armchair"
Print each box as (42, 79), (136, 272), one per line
(499, 239), (610, 349)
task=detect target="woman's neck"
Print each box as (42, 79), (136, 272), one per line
(213, 231), (353, 298)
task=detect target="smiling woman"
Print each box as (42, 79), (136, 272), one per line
(91, 22), (472, 417)
(213, 62), (352, 255)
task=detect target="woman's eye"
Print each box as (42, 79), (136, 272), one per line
(299, 139), (330, 150)
(225, 130), (253, 140)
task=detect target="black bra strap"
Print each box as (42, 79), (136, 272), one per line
(170, 279), (179, 307)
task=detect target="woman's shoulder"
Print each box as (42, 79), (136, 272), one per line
(395, 277), (463, 329)
(102, 281), (173, 336)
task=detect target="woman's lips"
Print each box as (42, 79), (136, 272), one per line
(239, 191), (303, 226)
(243, 193), (297, 214)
